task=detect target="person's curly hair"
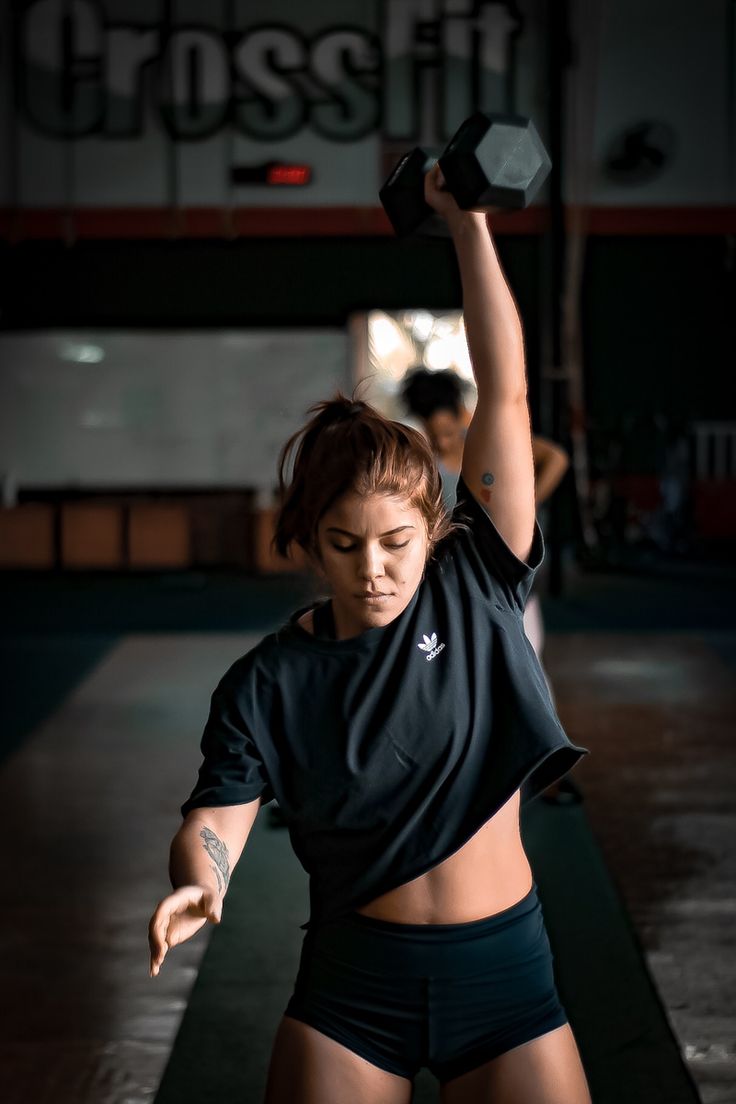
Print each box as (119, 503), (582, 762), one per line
(401, 368), (469, 421)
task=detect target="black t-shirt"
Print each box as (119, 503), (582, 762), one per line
(181, 477), (588, 929)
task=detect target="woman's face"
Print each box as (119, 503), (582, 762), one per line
(425, 408), (466, 461)
(316, 490), (429, 638)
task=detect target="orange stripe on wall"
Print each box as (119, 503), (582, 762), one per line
(1, 206), (735, 240)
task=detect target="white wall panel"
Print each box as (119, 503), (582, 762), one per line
(0, 329), (349, 493)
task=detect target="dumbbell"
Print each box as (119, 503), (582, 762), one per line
(379, 112), (552, 237)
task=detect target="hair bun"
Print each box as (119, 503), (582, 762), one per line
(320, 396), (365, 424)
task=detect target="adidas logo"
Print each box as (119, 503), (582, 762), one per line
(417, 632), (446, 662)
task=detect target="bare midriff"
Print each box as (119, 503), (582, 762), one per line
(354, 789), (533, 924)
(297, 607), (533, 926)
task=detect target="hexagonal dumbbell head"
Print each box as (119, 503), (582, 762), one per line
(439, 112), (552, 211)
(379, 147), (445, 237)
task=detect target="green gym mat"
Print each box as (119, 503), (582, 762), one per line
(153, 798), (699, 1104)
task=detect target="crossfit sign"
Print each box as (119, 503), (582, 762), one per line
(17, 0), (522, 143)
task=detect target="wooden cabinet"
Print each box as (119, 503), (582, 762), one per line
(8, 488), (259, 571)
(0, 505), (55, 568)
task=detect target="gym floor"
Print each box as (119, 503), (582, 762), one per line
(0, 565), (734, 1104)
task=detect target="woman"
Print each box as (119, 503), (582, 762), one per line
(148, 167), (591, 1103)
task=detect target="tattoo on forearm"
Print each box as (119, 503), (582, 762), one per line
(210, 863), (223, 893)
(200, 827), (230, 890)
(480, 471), (495, 503)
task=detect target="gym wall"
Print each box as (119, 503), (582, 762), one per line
(0, 329), (350, 495)
(1, 0), (732, 211)
(0, 0), (733, 562)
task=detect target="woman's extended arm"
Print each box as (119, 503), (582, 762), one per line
(424, 166), (535, 561)
(148, 799), (261, 977)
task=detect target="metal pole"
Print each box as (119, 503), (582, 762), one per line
(546, 0), (569, 596)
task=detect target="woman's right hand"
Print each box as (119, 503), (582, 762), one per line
(424, 163), (487, 233)
(148, 884), (222, 977)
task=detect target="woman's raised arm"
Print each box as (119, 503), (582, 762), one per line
(424, 166), (536, 562)
(148, 799), (261, 977)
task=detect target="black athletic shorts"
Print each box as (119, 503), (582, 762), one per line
(284, 882), (568, 1083)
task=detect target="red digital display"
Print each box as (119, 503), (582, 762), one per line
(266, 164), (312, 186)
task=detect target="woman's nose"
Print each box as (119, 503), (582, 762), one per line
(358, 545), (385, 580)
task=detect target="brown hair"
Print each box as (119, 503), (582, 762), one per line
(274, 393), (454, 559)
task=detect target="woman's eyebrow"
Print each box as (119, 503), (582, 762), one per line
(326, 525), (415, 538)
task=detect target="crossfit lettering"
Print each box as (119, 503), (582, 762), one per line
(17, 0), (517, 142)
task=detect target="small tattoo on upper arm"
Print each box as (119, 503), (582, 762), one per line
(480, 471), (495, 503)
(200, 827), (230, 890)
